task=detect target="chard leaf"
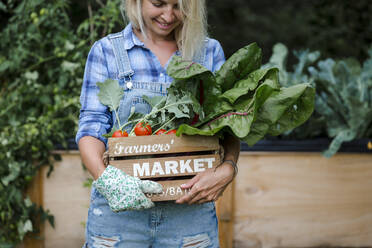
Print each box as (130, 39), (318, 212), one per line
(220, 67), (279, 104)
(179, 79), (279, 138)
(176, 123), (225, 137)
(97, 79), (123, 112)
(268, 85), (315, 136)
(261, 84), (313, 128)
(167, 56), (214, 80)
(207, 80), (279, 138)
(167, 55), (221, 121)
(215, 42), (262, 92)
(201, 99), (233, 125)
(261, 43), (322, 139)
(243, 84), (315, 145)
(178, 82), (314, 146)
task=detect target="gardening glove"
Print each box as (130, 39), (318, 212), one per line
(92, 165), (163, 212)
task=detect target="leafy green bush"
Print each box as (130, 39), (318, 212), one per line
(264, 43), (372, 156)
(309, 50), (372, 157)
(0, 0), (122, 246)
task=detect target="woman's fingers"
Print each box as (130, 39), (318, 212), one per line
(188, 187), (208, 205)
(177, 171), (216, 204)
(176, 185), (200, 203)
(176, 175), (200, 203)
(180, 174), (199, 189)
(176, 164), (234, 204)
(196, 192), (219, 204)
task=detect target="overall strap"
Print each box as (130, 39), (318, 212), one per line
(108, 31), (134, 79)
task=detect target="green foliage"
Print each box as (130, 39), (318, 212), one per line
(97, 79), (124, 112)
(264, 43), (372, 156)
(97, 79), (125, 131)
(215, 43), (262, 92)
(309, 51), (372, 157)
(167, 44), (315, 143)
(97, 77), (203, 136)
(263, 43), (320, 88)
(0, 0), (122, 246)
(262, 43), (326, 139)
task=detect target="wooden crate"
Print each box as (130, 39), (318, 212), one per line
(108, 134), (222, 201)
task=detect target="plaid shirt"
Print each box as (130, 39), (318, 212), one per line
(75, 23), (226, 146)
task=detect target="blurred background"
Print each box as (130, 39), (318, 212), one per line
(208, 0), (372, 63)
(2, 0), (370, 62)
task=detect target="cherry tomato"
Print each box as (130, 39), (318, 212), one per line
(166, 129), (177, 135)
(112, 130), (128, 138)
(155, 129), (167, 135)
(134, 122), (152, 136)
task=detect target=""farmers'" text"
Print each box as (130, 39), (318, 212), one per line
(113, 139), (175, 155)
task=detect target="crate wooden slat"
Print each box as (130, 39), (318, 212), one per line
(144, 179), (191, 201)
(110, 154), (221, 179)
(108, 134), (221, 201)
(108, 134), (220, 157)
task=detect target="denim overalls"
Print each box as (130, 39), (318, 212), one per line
(83, 31), (219, 248)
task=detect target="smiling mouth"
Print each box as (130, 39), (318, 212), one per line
(155, 20), (173, 29)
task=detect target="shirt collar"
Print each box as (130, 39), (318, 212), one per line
(123, 23), (181, 57)
(123, 23), (145, 50)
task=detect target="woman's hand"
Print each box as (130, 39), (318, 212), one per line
(93, 165), (163, 212)
(175, 162), (235, 205)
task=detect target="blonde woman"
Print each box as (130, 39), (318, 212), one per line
(76, 0), (240, 247)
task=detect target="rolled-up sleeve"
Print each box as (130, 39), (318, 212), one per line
(75, 41), (113, 146)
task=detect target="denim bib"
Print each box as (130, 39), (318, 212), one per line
(108, 31), (206, 132)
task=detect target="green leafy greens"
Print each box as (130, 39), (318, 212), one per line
(98, 43), (315, 145)
(97, 79), (202, 136)
(263, 43), (372, 157)
(168, 43), (315, 146)
(308, 52), (372, 157)
(261, 43), (325, 139)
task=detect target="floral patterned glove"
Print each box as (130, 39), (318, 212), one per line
(92, 165), (163, 212)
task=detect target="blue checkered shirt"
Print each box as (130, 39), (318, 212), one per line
(75, 23), (226, 146)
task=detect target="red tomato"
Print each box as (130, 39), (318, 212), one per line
(134, 122), (152, 136)
(112, 130), (128, 138)
(166, 129), (177, 135)
(155, 129), (167, 135)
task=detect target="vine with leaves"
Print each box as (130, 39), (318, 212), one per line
(0, 0), (123, 246)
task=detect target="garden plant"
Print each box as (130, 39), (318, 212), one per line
(0, 0), (123, 246)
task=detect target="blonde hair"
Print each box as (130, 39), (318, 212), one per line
(121, 0), (207, 60)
